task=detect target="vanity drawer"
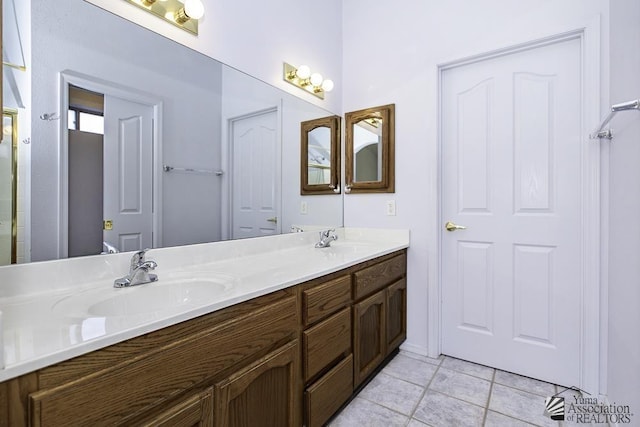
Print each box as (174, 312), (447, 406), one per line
(303, 274), (351, 326)
(303, 307), (351, 382)
(353, 253), (406, 300)
(305, 354), (353, 427)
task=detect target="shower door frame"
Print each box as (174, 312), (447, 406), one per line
(2, 109), (18, 264)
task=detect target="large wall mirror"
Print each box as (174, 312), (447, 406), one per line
(300, 115), (340, 195)
(345, 104), (395, 193)
(1, 0), (343, 264)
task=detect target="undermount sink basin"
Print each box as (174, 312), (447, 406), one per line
(53, 273), (236, 317)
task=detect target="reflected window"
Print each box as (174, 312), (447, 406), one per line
(68, 109), (104, 135)
(68, 110), (77, 130)
(68, 85), (105, 134)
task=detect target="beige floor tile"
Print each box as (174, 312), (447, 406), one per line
(484, 410), (537, 426)
(429, 368), (492, 407)
(382, 353), (438, 386)
(413, 390), (485, 427)
(441, 356), (495, 381)
(359, 372), (425, 416)
(328, 397), (409, 427)
(494, 370), (556, 397)
(489, 383), (558, 427)
(407, 418), (430, 427)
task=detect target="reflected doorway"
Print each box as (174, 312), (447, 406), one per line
(229, 108), (280, 239)
(67, 84), (154, 256)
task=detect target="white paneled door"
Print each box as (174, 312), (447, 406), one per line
(441, 38), (582, 386)
(231, 109), (280, 239)
(103, 96), (154, 252)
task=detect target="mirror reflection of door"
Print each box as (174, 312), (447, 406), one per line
(0, 111), (18, 265)
(353, 118), (383, 182)
(231, 108), (280, 239)
(67, 85), (153, 257)
(307, 126), (332, 185)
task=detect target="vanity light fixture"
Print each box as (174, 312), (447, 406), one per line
(363, 117), (382, 128)
(283, 63), (334, 100)
(124, 0), (205, 35)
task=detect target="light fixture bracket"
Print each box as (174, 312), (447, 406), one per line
(124, 0), (200, 35)
(283, 63), (325, 100)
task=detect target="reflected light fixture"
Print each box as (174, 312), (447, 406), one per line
(124, 0), (205, 35)
(283, 62), (334, 100)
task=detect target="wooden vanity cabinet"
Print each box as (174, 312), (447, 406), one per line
(386, 278), (407, 354)
(26, 290), (299, 427)
(353, 253), (407, 387)
(300, 274), (353, 427)
(353, 289), (386, 387)
(215, 341), (299, 427)
(0, 250), (407, 427)
(300, 250), (407, 426)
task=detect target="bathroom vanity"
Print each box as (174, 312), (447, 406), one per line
(0, 228), (408, 426)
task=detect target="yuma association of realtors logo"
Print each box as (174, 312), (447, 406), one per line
(544, 387), (634, 424)
(544, 395), (565, 420)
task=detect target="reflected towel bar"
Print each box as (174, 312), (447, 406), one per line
(590, 99), (640, 140)
(163, 165), (223, 176)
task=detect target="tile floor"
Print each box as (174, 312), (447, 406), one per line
(329, 350), (588, 427)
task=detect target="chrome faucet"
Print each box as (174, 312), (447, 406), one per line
(102, 241), (119, 254)
(114, 249), (158, 288)
(315, 229), (338, 248)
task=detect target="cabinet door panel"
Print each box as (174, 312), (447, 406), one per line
(353, 290), (386, 387)
(215, 341), (299, 427)
(386, 278), (407, 354)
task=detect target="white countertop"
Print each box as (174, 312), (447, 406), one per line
(0, 228), (409, 382)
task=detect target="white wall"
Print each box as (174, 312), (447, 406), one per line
(31, 0), (223, 260)
(342, 0), (611, 374)
(607, 0), (640, 414)
(84, 0), (343, 115)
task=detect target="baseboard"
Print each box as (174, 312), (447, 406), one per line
(399, 342), (429, 357)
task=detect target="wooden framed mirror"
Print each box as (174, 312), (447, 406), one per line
(345, 104), (395, 193)
(300, 115), (341, 195)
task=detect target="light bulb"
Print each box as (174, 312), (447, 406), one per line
(296, 65), (311, 80)
(321, 79), (334, 92)
(310, 73), (323, 87)
(184, 0), (204, 19)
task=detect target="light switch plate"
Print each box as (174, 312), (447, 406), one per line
(300, 201), (308, 215)
(386, 200), (396, 216)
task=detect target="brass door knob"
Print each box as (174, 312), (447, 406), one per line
(445, 221), (467, 232)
